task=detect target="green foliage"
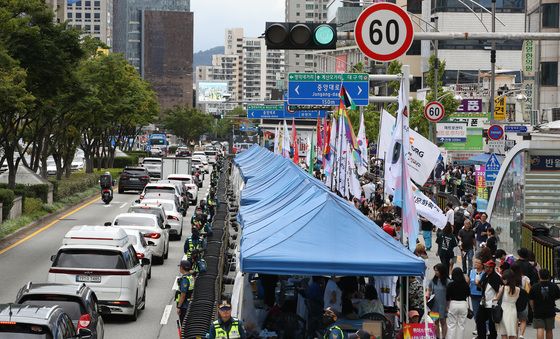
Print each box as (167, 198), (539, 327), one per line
(93, 156), (138, 168)
(163, 107), (213, 143)
(425, 55), (459, 120)
(168, 146), (178, 154)
(350, 62), (365, 73)
(48, 169), (120, 201)
(0, 183), (50, 203)
(23, 197), (42, 214)
(126, 150), (149, 158)
(0, 188), (15, 220)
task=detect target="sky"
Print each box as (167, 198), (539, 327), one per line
(191, 0), (285, 52)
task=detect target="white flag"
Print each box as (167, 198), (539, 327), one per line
(273, 125), (279, 155)
(282, 120), (290, 158)
(305, 136), (311, 170)
(357, 110), (368, 175)
(337, 115), (347, 195)
(325, 117), (337, 189)
(348, 142), (362, 198)
(412, 185), (447, 229)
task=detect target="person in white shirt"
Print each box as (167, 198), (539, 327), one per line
(445, 202), (455, 226)
(323, 276), (342, 314)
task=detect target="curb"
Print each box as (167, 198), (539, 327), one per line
(0, 193), (99, 252)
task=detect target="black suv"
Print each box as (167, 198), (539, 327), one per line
(15, 282), (104, 338)
(0, 303), (92, 338)
(118, 167), (150, 193)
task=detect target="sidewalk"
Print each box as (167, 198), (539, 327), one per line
(420, 233), (560, 338)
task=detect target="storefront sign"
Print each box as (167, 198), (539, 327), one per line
(530, 155), (560, 170)
(456, 99), (483, 113)
(523, 40), (535, 76)
(436, 123), (467, 142)
(523, 80), (535, 118)
(494, 97), (507, 121)
(403, 323), (436, 339)
(445, 113), (489, 128)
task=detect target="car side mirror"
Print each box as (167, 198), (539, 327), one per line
(135, 199), (141, 203)
(78, 328), (92, 339)
(104, 222), (112, 226)
(148, 241), (156, 246)
(165, 224), (171, 229)
(141, 258), (151, 266)
(50, 255), (56, 262)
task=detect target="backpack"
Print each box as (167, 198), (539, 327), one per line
(516, 288), (529, 312)
(454, 208), (465, 227)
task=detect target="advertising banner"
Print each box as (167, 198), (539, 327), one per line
(530, 155), (560, 171)
(456, 99), (483, 113)
(335, 54), (348, 73)
(475, 165), (488, 212)
(494, 96), (507, 121)
(442, 113), (488, 151)
(197, 81), (229, 102)
(379, 110), (441, 186)
(403, 323), (437, 339)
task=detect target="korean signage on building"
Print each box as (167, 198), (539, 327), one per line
(436, 123), (467, 142)
(475, 165), (488, 212)
(522, 40), (535, 76)
(530, 155), (560, 170)
(441, 113), (488, 151)
(335, 54), (347, 73)
(494, 96), (506, 121)
(456, 99), (482, 113)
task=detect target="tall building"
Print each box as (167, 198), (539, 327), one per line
(65, 0), (113, 46)
(45, 0), (66, 23)
(113, 0), (193, 110)
(426, 0), (524, 85)
(526, 0), (559, 123)
(196, 28), (285, 104)
(285, 0), (329, 74)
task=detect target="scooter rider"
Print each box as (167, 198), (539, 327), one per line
(99, 172), (114, 199)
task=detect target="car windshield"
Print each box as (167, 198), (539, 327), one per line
(0, 324), (52, 338)
(124, 169), (146, 175)
(159, 203), (175, 212)
(54, 249), (125, 269)
(144, 187), (175, 195)
(114, 216), (154, 226)
(20, 296), (85, 320)
(128, 207), (161, 218)
(168, 177), (190, 183)
(204, 151), (217, 156)
(143, 160), (161, 164)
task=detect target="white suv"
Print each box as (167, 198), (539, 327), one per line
(48, 226), (149, 320)
(110, 213), (169, 265)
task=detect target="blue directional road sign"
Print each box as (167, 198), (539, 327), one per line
(485, 153), (501, 183)
(504, 125), (528, 133)
(287, 73), (369, 106)
(247, 104), (327, 119)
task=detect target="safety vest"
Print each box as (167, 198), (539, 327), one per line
(175, 274), (195, 305)
(213, 319), (241, 339)
(185, 238), (200, 255)
(324, 325), (344, 339)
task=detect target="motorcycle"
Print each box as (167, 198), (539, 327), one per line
(101, 188), (113, 204)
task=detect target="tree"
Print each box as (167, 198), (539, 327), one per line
(163, 107), (213, 144)
(0, 49), (35, 188)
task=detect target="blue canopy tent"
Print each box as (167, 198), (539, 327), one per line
(239, 189), (425, 276)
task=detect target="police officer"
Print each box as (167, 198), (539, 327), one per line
(183, 227), (203, 258)
(208, 300), (246, 339)
(176, 260), (194, 326)
(323, 308), (344, 339)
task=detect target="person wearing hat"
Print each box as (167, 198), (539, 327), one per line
(348, 329), (371, 339)
(176, 260), (194, 326)
(208, 300), (246, 339)
(322, 308), (344, 339)
(475, 259), (501, 339)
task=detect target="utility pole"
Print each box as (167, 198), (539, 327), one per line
(489, 0), (497, 122)
(430, 16), (439, 144)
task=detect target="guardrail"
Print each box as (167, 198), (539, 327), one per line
(521, 222), (560, 280)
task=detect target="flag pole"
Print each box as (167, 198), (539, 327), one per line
(330, 113), (338, 191)
(400, 65), (411, 331)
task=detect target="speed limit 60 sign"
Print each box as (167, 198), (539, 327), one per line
(424, 101), (445, 122)
(354, 3), (414, 62)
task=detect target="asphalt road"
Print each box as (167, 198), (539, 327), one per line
(0, 174), (211, 339)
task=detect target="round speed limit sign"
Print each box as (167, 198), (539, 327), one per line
(424, 101), (445, 122)
(354, 3), (414, 62)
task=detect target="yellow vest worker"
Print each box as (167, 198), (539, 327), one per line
(207, 300), (246, 339)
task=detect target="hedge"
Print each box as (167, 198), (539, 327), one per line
(49, 173), (99, 201)
(0, 189), (15, 220)
(93, 155), (139, 168)
(126, 150), (148, 158)
(23, 197), (43, 215)
(0, 183), (50, 203)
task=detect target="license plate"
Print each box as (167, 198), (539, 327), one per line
(130, 178), (139, 181)
(76, 275), (101, 283)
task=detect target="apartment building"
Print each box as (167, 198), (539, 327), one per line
(65, 0), (113, 46)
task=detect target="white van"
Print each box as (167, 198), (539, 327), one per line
(48, 226), (149, 320)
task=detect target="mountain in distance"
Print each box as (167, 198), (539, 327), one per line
(193, 46), (224, 70)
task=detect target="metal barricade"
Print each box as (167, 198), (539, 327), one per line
(532, 235), (560, 280)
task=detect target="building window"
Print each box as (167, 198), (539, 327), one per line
(75, 12), (82, 19)
(84, 1), (91, 7)
(407, 0), (422, 13)
(85, 25), (91, 32)
(94, 0), (100, 8)
(541, 62), (558, 86)
(67, 12), (72, 18)
(552, 108), (560, 121)
(406, 40), (421, 55)
(542, 4), (559, 28)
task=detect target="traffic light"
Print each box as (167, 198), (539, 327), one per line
(264, 22), (337, 50)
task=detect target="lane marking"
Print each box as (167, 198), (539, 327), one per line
(120, 202), (128, 209)
(160, 304), (173, 325)
(0, 195), (100, 255)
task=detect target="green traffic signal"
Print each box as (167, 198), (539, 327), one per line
(314, 24), (335, 46)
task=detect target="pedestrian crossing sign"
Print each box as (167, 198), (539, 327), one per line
(486, 153), (501, 171)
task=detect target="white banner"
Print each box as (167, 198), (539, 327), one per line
(412, 186), (447, 229)
(436, 123), (467, 142)
(379, 110), (441, 186)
